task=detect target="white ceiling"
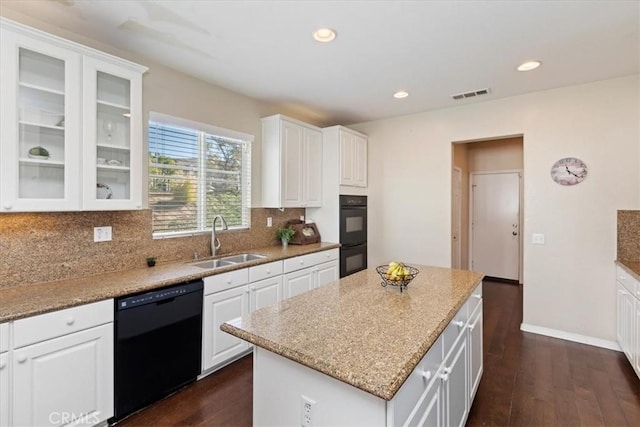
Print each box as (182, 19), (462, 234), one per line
(3, 0), (639, 125)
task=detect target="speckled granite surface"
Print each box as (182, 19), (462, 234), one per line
(617, 210), (640, 262)
(0, 242), (339, 323)
(221, 265), (484, 401)
(0, 207), (304, 289)
(616, 260), (640, 282)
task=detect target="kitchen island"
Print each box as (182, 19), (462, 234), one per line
(222, 265), (484, 427)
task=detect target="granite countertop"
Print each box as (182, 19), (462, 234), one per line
(0, 242), (340, 323)
(221, 265), (484, 401)
(616, 259), (640, 281)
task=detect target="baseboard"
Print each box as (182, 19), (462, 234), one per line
(520, 323), (621, 351)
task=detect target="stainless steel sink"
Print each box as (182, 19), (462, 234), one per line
(220, 253), (268, 263)
(191, 259), (237, 269)
(191, 253), (267, 269)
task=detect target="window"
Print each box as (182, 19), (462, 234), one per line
(148, 112), (252, 237)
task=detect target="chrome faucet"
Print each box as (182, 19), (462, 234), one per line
(211, 215), (228, 256)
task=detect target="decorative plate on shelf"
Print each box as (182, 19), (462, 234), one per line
(28, 146), (50, 160)
(97, 183), (113, 199)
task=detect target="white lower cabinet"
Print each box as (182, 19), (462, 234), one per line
(616, 265), (640, 379)
(283, 267), (315, 299)
(250, 276), (283, 312)
(1, 352), (8, 427)
(393, 282), (482, 427)
(442, 332), (469, 427)
(203, 285), (250, 371)
(468, 301), (483, 401)
(10, 300), (114, 427)
(283, 249), (339, 299)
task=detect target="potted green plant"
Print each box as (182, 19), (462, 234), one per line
(146, 256), (157, 267)
(276, 226), (295, 248)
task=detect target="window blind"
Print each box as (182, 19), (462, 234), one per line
(149, 119), (251, 236)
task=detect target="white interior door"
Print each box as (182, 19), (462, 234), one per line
(452, 167), (462, 269)
(471, 172), (520, 280)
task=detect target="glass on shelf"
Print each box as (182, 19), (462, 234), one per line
(97, 169), (131, 200)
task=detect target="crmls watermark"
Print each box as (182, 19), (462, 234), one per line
(49, 412), (100, 425)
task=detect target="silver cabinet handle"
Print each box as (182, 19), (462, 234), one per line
(17, 355), (27, 363)
(473, 294), (482, 300)
(266, 269), (271, 275)
(420, 370), (432, 380)
(0, 361), (5, 369)
(66, 317), (75, 326)
(3, 205), (12, 210)
(453, 320), (464, 328)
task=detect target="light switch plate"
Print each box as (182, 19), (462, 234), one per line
(94, 226), (112, 242)
(531, 233), (545, 244)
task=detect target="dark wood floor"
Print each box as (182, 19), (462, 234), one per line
(118, 280), (640, 426)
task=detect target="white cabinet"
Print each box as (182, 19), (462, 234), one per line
(442, 330), (469, 427)
(339, 128), (368, 188)
(261, 114), (322, 208)
(82, 57), (143, 210)
(11, 300), (114, 427)
(283, 267), (315, 299)
(283, 249), (339, 298)
(392, 282), (482, 427)
(307, 126), (368, 243)
(616, 265), (639, 378)
(468, 301), (483, 401)
(0, 18), (146, 212)
(0, 22), (81, 212)
(202, 270), (250, 372)
(202, 286), (250, 371)
(0, 323), (8, 427)
(249, 261), (284, 312)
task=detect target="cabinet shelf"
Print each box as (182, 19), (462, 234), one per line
(97, 143), (130, 151)
(19, 120), (64, 131)
(19, 158), (64, 168)
(18, 81), (65, 96)
(97, 164), (130, 171)
(97, 99), (130, 113)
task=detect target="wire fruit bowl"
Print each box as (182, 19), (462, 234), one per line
(376, 264), (419, 292)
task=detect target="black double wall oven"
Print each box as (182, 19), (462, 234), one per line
(339, 195), (368, 277)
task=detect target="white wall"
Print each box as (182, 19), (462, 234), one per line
(353, 75), (640, 343)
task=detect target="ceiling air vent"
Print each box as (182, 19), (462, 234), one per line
(451, 88), (491, 100)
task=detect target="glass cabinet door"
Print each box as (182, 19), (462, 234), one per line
(0, 29), (81, 211)
(82, 57), (142, 210)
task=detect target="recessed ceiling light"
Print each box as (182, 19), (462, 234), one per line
(313, 28), (336, 43)
(517, 60), (541, 72)
(393, 91), (409, 99)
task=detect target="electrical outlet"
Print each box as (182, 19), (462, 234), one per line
(267, 217), (273, 227)
(94, 226), (112, 242)
(299, 215), (305, 222)
(301, 395), (315, 427)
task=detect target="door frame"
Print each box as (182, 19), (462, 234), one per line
(468, 169), (523, 283)
(452, 167), (462, 269)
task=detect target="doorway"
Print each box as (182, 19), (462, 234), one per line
(451, 136), (523, 282)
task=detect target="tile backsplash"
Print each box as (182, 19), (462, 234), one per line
(618, 210), (640, 261)
(0, 208), (303, 289)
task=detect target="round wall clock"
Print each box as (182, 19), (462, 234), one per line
(550, 157), (588, 186)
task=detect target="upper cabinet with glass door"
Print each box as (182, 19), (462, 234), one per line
(0, 18), (147, 212)
(0, 24), (82, 211)
(82, 58), (143, 210)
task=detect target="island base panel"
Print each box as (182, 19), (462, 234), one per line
(253, 348), (386, 427)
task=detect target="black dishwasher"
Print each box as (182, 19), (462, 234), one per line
(112, 280), (203, 422)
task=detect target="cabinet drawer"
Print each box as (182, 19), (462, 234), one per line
(249, 261), (283, 283)
(467, 282), (483, 315)
(442, 301), (468, 358)
(617, 265), (639, 296)
(284, 249), (339, 273)
(393, 335), (444, 426)
(13, 299), (113, 349)
(0, 323), (8, 353)
(204, 268), (249, 295)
